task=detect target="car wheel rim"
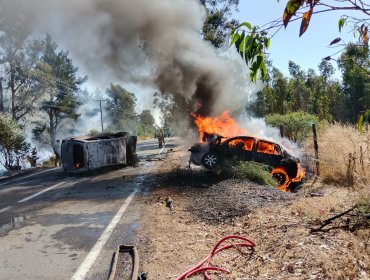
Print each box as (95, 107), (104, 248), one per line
(204, 154), (217, 167)
(273, 173), (286, 185)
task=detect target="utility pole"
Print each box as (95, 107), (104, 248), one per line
(95, 99), (107, 133)
(0, 77), (4, 113)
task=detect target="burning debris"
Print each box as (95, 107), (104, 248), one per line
(189, 112), (305, 191)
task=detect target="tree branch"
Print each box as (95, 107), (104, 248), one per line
(310, 206), (356, 233)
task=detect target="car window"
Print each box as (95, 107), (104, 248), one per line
(228, 138), (254, 151)
(274, 144), (283, 156)
(256, 141), (282, 155)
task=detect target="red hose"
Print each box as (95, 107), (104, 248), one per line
(176, 235), (255, 280)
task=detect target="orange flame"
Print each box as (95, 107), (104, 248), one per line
(228, 138), (254, 151)
(192, 111), (247, 141)
(292, 162), (305, 183)
(192, 111), (305, 192)
(271, 163), (305, 192)
(75, 162), (81, 168)
(271, 167), (290, 192)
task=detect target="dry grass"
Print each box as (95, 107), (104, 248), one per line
(304, 123), (370, 186)
(138, 140), (370, 279)
(41, 155), (57, 167)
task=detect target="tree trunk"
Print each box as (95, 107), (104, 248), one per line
(49, 109), (56, 147)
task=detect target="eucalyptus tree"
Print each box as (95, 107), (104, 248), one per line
(32, 35), (87, 147)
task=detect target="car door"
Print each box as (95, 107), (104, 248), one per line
(226, 137), (255, 161)
(254, 140), (284, 167)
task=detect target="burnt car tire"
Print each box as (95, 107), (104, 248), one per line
(272, 171), (289, 186)
(201, 152), (220, 169)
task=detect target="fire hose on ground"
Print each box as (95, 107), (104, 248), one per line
(176, 235), (256, 280)
(107, 236), (255, 280)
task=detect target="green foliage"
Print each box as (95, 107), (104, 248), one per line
(139, 110), (155, 128)
(105, 84), (137, 131)
(338, 17), (346, 33)
(33, 34), (86, 147)
(0, 114), (30, 169)
(338, 43), (370, 122)
(250, 58), (349, 124)
(358, 110), (370, 132)
(357, 194), (370, 216)
(230, 23), (270, 81)
(0, 10), (45, 120)
(266, 111), (319, 143)
(31, 121), (48, 144)
(233, 1), (370, 81)
(201, 0), (239, 48)
(153, 91), (190, 135)
(136, 125), (157, 139)
(221, 159), (278, 187)
(137, 110), (157, 138)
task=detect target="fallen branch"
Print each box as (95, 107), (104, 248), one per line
(310, 206), (356, 233)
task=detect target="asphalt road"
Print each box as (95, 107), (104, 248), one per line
(0, 138), (177, 280)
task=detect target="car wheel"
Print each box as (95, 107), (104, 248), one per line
(271, 170), (289, 190)
(272, 172), (287, 185)
(201, 152), (219, 169)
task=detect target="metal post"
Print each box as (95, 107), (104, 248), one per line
(312, 123), (319, 176)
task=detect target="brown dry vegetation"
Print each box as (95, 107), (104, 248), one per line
(137, 135), (370, 280)
(304, 123), (370, 186)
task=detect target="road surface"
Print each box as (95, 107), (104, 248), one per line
(0, 138), (179, 280)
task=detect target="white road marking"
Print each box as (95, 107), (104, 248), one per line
(152, 140), (167, 163)
(71, 140), (168, 279)
(70, 189), (138, 280)
(0, 168), (58, 186)
(0, 206), (12, 214)
(18, 181), (65, 203)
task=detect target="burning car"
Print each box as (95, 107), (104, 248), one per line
(61, 132), (138, 173)
(189, 134), (305, 191)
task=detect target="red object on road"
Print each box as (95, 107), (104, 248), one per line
(176, 235), (256, 280)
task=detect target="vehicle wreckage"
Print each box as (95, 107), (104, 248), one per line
(189, 133), (305, 191)
(61, 132), (138, 173)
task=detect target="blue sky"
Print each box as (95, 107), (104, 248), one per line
(235, 0), (361, 79)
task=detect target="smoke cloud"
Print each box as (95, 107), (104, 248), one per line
(0, 0), (254, 116)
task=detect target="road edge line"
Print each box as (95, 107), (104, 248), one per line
(71, 189), (138, 280)
(0, 206), (12, 214)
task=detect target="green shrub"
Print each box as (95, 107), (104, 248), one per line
(0, 114), (30, 170)
(266, 111), (319, 143)
(221, 159), (278, 187)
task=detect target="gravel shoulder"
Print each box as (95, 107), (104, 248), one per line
(135, 141), (370, 280)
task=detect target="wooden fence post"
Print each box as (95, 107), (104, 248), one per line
(312, 123), (319, 176)
(279, 125), (284, 138)
(360, 146), (365, 173)
(346, 152), (355, 186)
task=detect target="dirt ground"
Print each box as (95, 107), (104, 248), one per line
(135, 141), (370, 280)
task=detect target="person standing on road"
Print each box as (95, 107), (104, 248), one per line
(31, 147), (38, 167)
(157, 131), (165, 148)
(53, 140), (62, 166)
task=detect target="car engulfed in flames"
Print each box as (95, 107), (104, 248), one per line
(189, 112), (305, 192)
